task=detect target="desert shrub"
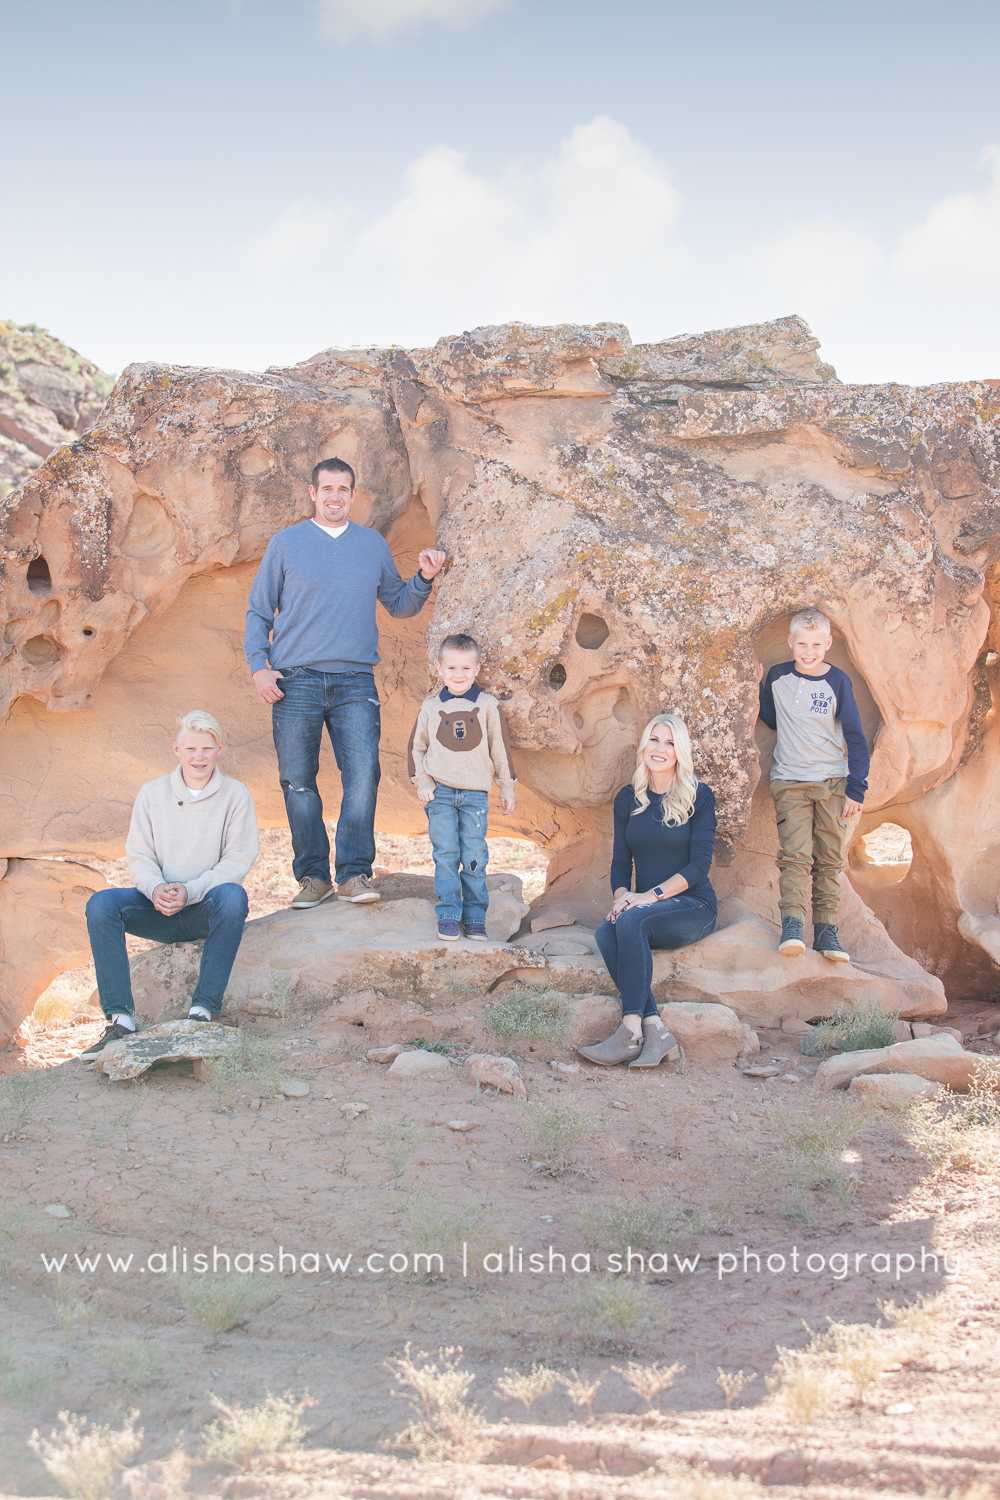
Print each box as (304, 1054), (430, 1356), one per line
(900, 1069), (1000, 1178)
(47, 1281), (99, 1340)
(97, 1338), (164, 1391)
(612, 1359), (684, 1411)
(174, 1273), (273, 1333)
(824, 1320), (894, 1404)
(559, 1368), (602, 1420)
(801, 993), (899, 1055)
(717, 1367), (757, 1407)
(29, 1409), (142, 1500)
(372, 1116), (428, 1178)
(385, 1344), (491, 1463)
(0, 1069), (56, 1133)
(204, 1033), (284, 1100)
(404, 1199), (494, 1280)
(494, 1362), (558, 1416)
(878, 1292), (946, 1361)
(484, 987), (572, 1055)
(200, 1390), (315, 1468)
(579, 1198), (702, 1259)
(765, 1345), (835, 1428)
(517, 1100), (591, 1171)
(571, 1276), (650, 1350)
(764, 1094), (874, 1219)
(406, 1038), (460, 1056)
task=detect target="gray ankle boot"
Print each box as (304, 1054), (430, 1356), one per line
(629, 1023), (681, 1069)
(577, 1022), (642, 1067)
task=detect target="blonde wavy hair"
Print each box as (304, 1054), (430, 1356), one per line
(631, 713), (698, 826)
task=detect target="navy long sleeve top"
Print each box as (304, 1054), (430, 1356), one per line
(609, 782), (717, 912)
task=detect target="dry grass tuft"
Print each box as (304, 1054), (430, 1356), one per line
(200, 1389), (315, 1468)
(612, 1358), (684, 1411)
(570, 1275), (651, 1350)
(174, 1272), (274, 1333)
(485, 987), (572, 1057)
(717, 1367), (757, 1407)
(385, 1344), (492, 1463)
(765, 1344), (836, 1429)
(901, 1069), (1000, 1179)
(29, 1409), (142, 1500)
(517, 1099), (592, 1172)
(97, 1338), (165, 1392)
(559, 1368), (603, 1421)
(494, 1362), (558, 1416)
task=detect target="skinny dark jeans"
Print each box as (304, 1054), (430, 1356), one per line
(595, 896), (717, 1019)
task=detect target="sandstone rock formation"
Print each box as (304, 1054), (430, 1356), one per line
(2, 314), (1000, 1040)
(0, 321), (113, 499)
(813, 1033), (991, 1092)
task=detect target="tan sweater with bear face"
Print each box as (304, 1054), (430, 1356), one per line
(407, 686), (516, 798)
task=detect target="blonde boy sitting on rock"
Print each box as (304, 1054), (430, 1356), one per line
(407, 634), (516, 942)
(81, 711), (258, 1057)
(758, 608), (870, 962)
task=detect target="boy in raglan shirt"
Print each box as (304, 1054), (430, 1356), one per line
(407, 634), (516, 941)
(758, 608), (870, 962)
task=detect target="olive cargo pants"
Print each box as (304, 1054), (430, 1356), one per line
(771, 777), (848, 923)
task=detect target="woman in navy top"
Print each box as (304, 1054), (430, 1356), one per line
(579, 713), (717, 1070)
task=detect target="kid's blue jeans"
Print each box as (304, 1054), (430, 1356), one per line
(271, 667), (381, 886)
(595, 895), (717, 1018)
(424, 783), (489, 924)
(86, 883), (249, 1018)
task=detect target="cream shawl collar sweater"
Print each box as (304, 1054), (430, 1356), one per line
(125, 766), (259, 905)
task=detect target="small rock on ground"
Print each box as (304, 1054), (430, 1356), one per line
(282, 1080), (310, 1097)
(849, 1073), (944, 1101)
(368, 1044), (405, 1063)
(448, 1120), (478, 1131)
(44, 1204), (71, 1217)
(340, 1101), (370, 1119)
(549, 1061), (580, 1075)
(387, 1050), (451, 1078)
(742, 1064), (781, 1078)
(467, 1053), (527, 1098)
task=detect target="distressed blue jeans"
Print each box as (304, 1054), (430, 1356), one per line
(424, 783), (489, 923)
(595, 895), (717, 1019)
(86, 883), (249, 1018)
(271, 668), (381, 885)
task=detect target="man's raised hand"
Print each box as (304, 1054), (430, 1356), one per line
(418, 549), (447, 581)
(253, 668), (285, 704)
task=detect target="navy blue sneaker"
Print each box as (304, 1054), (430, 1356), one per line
(814, 923), (850, 963)
(437, 919), (461, 942)
(778, 915), (805, 956)
(465, 922), (488, 942)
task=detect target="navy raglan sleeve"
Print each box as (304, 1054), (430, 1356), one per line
(830, 669), (870, 803)
(677, 784), (716, 889)
(758, 668), (778, 730)
(609, 789), (634, 894)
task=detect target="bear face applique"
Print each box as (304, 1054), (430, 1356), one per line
(436, 708), (483, 751)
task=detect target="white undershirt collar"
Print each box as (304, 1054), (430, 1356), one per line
(311, 518), (349, 539)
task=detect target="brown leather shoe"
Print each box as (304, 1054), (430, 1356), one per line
(337, 875), (381, 904)
(628, 1023), (681, 1069)
(290, 877), (335, 909)
(577, 1022), (643, 1067)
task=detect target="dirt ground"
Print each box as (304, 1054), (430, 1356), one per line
(4, 831), (1000, 1498)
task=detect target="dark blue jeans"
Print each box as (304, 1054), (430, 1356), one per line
(271, 668), (381, 885)
(424, 783), (489, 923)
(595, 895), (717, 1019)
(86, 883), (249, 1018)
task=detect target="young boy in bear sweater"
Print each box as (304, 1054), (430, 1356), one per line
(407, 634), (516, 941)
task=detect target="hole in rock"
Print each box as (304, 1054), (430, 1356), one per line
(27, 556), (52, 595)
(612, 687), (636, 725)
(22, 634), (61, 667)
(82, 627), (95, 637)
(573, 712), (585, 730)
(549, 663), (567, 690)
(858, 822), (912, 884)
(575, 612), (610, 650)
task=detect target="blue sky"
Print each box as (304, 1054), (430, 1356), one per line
(3, 0), (999, 383)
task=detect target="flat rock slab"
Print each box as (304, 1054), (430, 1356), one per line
(44, 1203), (71, 1217)
(368, 1044), (405, 1063)
(849, 1073), (944, 1101)
(123, 898), (544, 1023)
(741, 1064), (782, 1078)
(387, 1050), (452, 1078)
(281, 1080), (310, 1097)
(530, 910), (576, 933)
(814, 1034), (991, 1093)
(340, 1102), (370, 1119)
(448, 1119), (478, 1131)
(91, 1019), (240, 1081)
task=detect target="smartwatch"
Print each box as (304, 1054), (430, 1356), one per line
(652, 885), (666, 900)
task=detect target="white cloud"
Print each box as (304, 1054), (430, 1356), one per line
(242, 199), (351, 280)
(317, 0), (507, 43)
(353, 115), (686, 322)
(894, 145), (1000, 283)
(742, 215), (882, 309)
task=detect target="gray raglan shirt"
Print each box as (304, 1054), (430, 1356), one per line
(244, 520), (432, 674)
(759, 662), (870, 803)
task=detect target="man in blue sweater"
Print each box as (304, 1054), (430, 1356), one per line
(758, 608), (870, 962)
(245, 459), (445, 909)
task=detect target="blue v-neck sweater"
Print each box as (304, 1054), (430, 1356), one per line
(244, 520), (432, 675)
